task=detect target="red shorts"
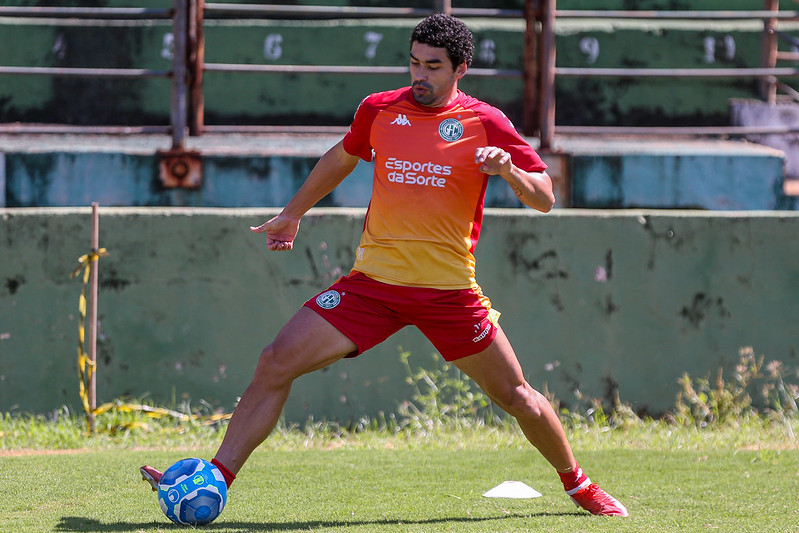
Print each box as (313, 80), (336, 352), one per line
(303, 271), (500, 361)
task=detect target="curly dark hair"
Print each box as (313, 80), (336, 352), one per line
(410, 13), (474, 68)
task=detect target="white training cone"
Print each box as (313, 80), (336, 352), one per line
(482, 481), (542, 499)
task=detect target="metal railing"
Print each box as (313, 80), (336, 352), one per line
(1, 1), (798, 155)
(195, 0), (530, 136)
(0, 3), (179, 142)
(536, 0), (799, 148)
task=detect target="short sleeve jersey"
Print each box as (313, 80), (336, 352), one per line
(342, 87), (547, 290)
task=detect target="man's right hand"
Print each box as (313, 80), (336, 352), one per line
(250, 214), (301, 251)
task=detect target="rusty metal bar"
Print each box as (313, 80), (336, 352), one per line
(202, 3), (522, 19)
(539, 0), (556, 151)
(203, 124), (349, 135)
(555, 67), (799, 78)
(451, 8), (523, 17)
(0, 66), (170, 78)
(0, 124), (171, 134)
(203, 63), (521, 78)
(762, 0), (780, 102)
(203, 3), (431, 18)
(189, 0), (205, 136)
(556, 124), (799, 135)
(171, 0), (188, 150)
(203, 64), (409, 75)
(521, 0), (539, 137)
(202, 125), (349, 134)
(0, 6), (172, 19)
(555, 9), (799, 20)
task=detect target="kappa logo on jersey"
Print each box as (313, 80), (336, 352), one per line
(316, 290), (341, 309)
(391, 114), (412, 126)
(438, 118), (464, 142)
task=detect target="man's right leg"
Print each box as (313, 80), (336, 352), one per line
(141, 306), (357, 487)
(212, 307), (357, 474)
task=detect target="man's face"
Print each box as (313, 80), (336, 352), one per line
(409, 41), (466, 107)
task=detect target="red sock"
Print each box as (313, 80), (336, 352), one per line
(211, 458), (236, 488)
(558, 463), (591, 495)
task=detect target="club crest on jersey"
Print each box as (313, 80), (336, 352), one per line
(316, 290), (341, 309)
(438, 118), (464, 142)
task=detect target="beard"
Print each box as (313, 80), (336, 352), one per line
(411, 82), (435, 106)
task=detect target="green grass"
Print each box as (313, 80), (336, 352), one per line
(1, 434), (798, 533)
(2, 347), (797, 532)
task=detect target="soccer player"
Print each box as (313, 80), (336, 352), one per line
(141, 13), (628, 517)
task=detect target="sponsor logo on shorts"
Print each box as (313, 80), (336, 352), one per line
(438, 118), (464, 142)
(472, 320), (492, 343)
(316, 290), (341, 309)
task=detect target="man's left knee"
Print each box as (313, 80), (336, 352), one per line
(506, 384), (547, 418)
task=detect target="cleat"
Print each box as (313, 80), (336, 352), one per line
(140, 465), (163, 492)
(570, 483), (629, 517)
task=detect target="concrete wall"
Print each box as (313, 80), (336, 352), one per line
(1, 207), (797, 420)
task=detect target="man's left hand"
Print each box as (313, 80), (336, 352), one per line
(475, 146), (512, 176)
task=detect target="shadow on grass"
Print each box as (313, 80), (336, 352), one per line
(57, 511), (587, 531)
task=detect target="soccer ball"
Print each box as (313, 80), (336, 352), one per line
(157, 458), (227, 525)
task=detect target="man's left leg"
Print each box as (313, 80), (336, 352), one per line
(451, 326), (628, 517)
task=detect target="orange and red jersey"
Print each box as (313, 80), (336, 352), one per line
(342, 87), (547, 290)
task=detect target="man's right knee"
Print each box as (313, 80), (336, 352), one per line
(252, 343), (297, 389)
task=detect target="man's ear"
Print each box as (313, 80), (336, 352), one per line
(455, 62), (468, 80)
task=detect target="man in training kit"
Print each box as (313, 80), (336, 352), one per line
(141, 13), (628, 517)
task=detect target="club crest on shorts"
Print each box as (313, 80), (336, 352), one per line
(438, 118), (464, 142)
(316, 290), (341, 309)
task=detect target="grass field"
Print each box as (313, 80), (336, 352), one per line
(2, 350), (797, 532)
(2, 420), (797, 533)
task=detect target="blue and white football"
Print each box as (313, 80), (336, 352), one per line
(157, 458), (227, 525)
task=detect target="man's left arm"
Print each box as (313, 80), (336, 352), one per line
(475, 146), (555, 213)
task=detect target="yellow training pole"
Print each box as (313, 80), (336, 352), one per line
(88, 202), (99, 433)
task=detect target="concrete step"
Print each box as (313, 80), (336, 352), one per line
(552, 135), (792, 209)
(0, 132), (791, 210)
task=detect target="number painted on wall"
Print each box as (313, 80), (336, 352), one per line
(364, 31), (383, 59)
(478, 39), (496, 66)
(704, 35), (736, 63)
(162, 33), (174, 60)
(264, 34), (283, 61)
(52, 34), (67, 60)
(722, 35), (736, 60)
(579, 36), (600, 64)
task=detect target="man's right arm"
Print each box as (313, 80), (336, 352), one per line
(250, 140), (361, 251)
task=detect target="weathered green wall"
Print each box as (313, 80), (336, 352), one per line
(1, 207), (797, 420)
